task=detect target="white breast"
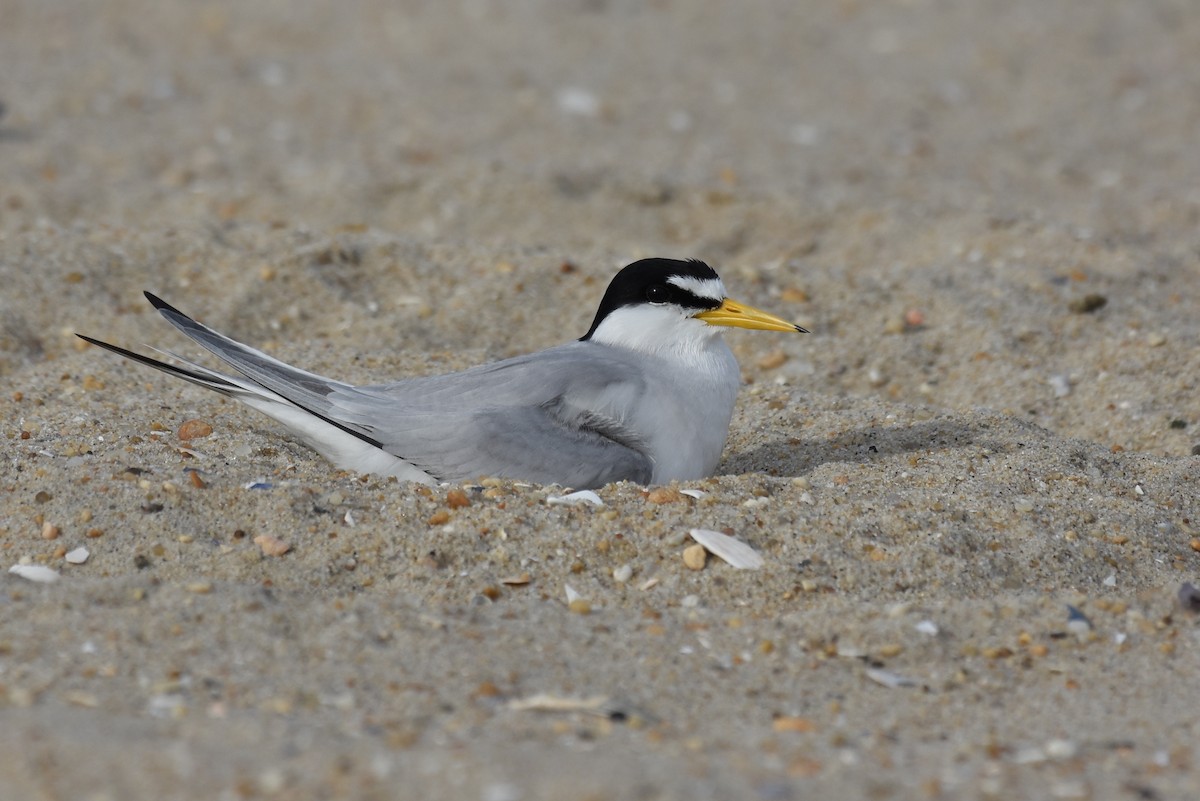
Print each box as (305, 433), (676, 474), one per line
(636, 338), (741, 483)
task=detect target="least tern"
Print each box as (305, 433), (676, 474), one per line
(79, 258), (805, 488)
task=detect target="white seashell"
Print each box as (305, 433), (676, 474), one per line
(547, 490), (604, 507)
(564, 584), (582, 604)
(866, 668), (918, 688)
(65, 547), (90, 565)
(914, 620), (939, 636)
(679, 489), (707, 500)
(687, 528), (765, 570)
(9, 564), (60, 583)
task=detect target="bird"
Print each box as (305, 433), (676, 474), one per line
(78, 258), (806, 489)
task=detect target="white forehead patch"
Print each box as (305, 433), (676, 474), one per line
(667, 275), (726, 303)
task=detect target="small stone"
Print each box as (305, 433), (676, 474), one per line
(446, 489), (471, 509)
(613, 564), (633, 583)
(177, 419), (214, 440)
(683, 544), (708, 571)
(1178, 582), (1200, 613)
(427, 510), (451, 526)
(253, 534), (291, 557)
(772, 716), (817, 733)
(85, 528), (104, 539)
(1146, 332), (1167, 347)
(780, 287), (808, 303)
(903, 308), (925, 327)
(1190, 539), (1200, 553)
(1068, 294), (1107, 314)
(757, 350), (789, 370)
(647, 487), (684, 504)
(34, 490), (53, 504)
(187, 581), (213, 594)
(41, 521), (60, 540)
(568, 599), (592, 615)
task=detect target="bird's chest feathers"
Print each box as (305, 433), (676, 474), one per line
(613, 340), (740, 481)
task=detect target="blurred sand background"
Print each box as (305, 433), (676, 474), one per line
(2, 1), (1199, 798)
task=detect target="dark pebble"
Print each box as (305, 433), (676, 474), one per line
(1068, 294), (1108, 314)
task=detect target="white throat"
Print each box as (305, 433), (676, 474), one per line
(588, 305), (728, 366)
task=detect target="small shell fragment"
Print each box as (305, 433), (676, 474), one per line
(500, 573), (531, 586)
(865, 668), (918, 689)
(612, 564), (633, 583)
(65, 547), (90, 565)
(547, 490), (604, 507)
(9, 564), (60, 583)
(687, 528), (765, 570)
(253, 534), (291, 557)
(679, 489), (707, 500)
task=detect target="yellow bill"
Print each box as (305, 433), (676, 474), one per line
(695, 298), (808, 333)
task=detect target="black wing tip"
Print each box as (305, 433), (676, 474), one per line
(143, 291), (176, 313)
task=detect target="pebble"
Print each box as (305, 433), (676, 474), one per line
(41, 521), (60, 540)
(1178, 582), (1200, 613)
(253, 534), (291, 557)
(446, 489), (471, 509)
(683, 544), (708, 571)
(177, 419), (214, 440)
(772, 716), (817, 733)
(1066, 605), (1093, 634)
(1146, 332), (1167, 347)
(613, 564), (634, 583)
(1068, 294), (1107, 314)
(757, 350), (789, 370)
(557, 87), (600, 117)
(646, 487), (684, 504)
(64, 547), (90, 564)
(187, 581), (213, 594)
(1048, 374), (1072, 397)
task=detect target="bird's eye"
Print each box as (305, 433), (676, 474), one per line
(645, 285), (669, 304)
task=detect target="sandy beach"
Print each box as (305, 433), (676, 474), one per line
(2, 1), (1199, 798)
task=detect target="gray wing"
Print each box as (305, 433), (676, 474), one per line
(328, 347), (656, 486)
(144, 293), (653, 486)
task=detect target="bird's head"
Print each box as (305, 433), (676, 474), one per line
(581, 258), (805, 355)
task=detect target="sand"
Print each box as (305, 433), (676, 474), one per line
(2, 1), (1199, 798)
